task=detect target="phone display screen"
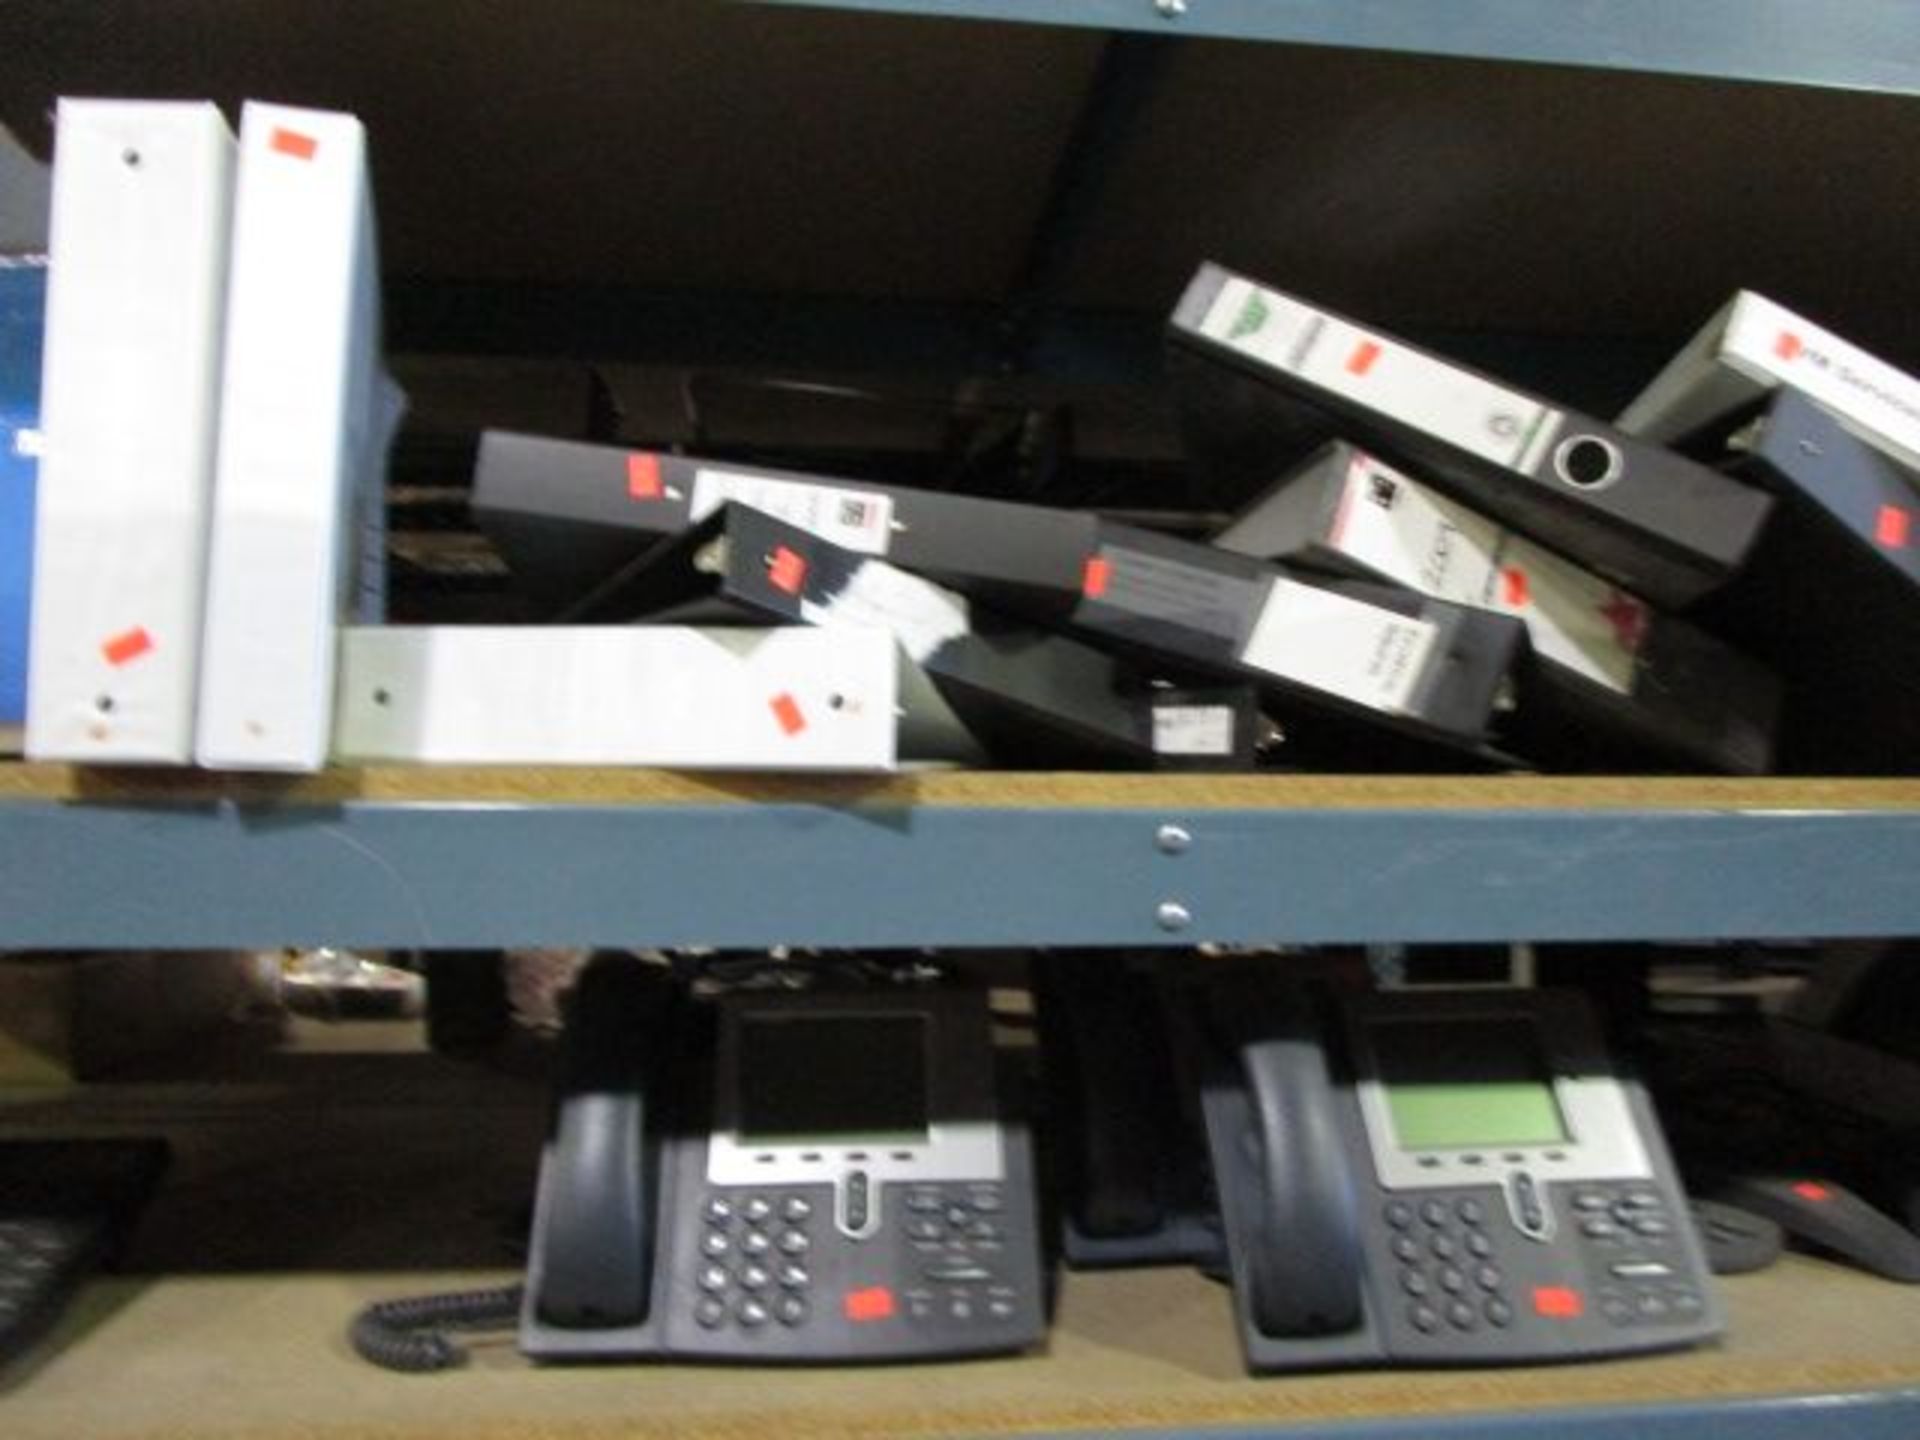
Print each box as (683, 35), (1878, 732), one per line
(1374, 1017), (1568, 1150)
(736, 1013), (931, 1146)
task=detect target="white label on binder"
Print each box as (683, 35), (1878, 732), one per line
(1239, 579), (1437, 715)
(800, 560), (970, 664)
(691, 469), (894, 556)
(1330, 451), (1503, 605)
(1152, 705), (1235, 757)
(1330, 453), (1641, 695)
(1199, 277), (1565, 472)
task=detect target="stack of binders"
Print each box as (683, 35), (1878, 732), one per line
(1166, 262), (1786, 774)
(1619, 296), (1920, 773)
(23, 98), (900, 775)
(27, 97), (1917, 776)
(472, 432), (1531, 770)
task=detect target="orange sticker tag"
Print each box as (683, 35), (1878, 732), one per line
(1346, 340), (1382, 376)
(1792, 1180), (1832, 1203)
(1876, 504), (1910, 549)
(101, 626), (153, 667)
(626, 453), (663, 500)
(843, 1286), (895, 1322)
(1532, 1286), (1584, 1319)
(1774, 331), (1803, 361)
(767, 546), (808, 595)
(270, 128), (318, 161)
(1082, 556), (1111, 599)
(769, 693), (806, 736)
(1502, 566), (1530, 607)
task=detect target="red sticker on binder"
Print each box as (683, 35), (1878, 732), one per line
(1876, 504), (1910, 549)
(270, 128), (318, 161)
(1502, 566), (1530, 607)
(1346, 340), (1383, 377)
(101, 626), (153, 667)
(1082, 556), (1111, 599)
(1600, 591), (1648, 652)
(1792, 1181), (1833, 1203)
(767, 546), (808, 595)
(626, 452), (663, 501)
(769, 692), (806, 736)
(1774, 331), (1804, 362)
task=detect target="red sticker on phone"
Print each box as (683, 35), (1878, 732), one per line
(1502, 566), (1530, 607)
(1774, 331), (1803, 361)
(1346, 340), (1382, 376)
(768, 546), (808, 595)
(270, 128), (318, 161)
(769, 693), (806, 736)
(626, 452), (663, 501)
(843, 1286), (895, 1322)
(101, 626), (153, 667)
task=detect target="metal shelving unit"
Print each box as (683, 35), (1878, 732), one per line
(5, 769), (1920, 951)
(755, 0), (1920, 96)
(8, 3), (1920, 1436)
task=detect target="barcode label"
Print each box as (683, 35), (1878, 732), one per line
(1152, 705), (1235, 757)
(690, 469), (894, 556)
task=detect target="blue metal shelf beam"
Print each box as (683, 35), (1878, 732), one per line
(7, 793), (1920, 950)
(1090, 1386), (1920, 1439)
(749, 0), (1920, 97)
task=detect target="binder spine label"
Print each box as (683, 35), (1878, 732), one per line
(1198, 276), (1565, 472)
(799, 560), (971, 664)
(1331, 451), (1504, 605)
(1333, 453), (1642, 695)
(1724, 293), (1920, 463)
(1238, 578), (1438, 715)
(1152, 705), (1235, 757)
(691, 469), (894, 556)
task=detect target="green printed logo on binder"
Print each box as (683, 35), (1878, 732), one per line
(1227, 290), (1270, 342)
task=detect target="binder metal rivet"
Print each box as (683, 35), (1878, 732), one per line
(1156, 902), (1193, 932)
(1155, 824), (1192, 855)
(1154, 0), (1187, 15)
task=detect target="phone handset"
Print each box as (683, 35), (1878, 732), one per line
(1036, 954), (1178, 1238)
(1218, 977), (1364, 1338)
(533, 954), (675, 1329)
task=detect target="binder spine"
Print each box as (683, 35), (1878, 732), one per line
(196, 104), (375, 771)
(26, 101), (234, 762)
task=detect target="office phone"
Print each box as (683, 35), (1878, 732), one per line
(520, 956), (1045, 1362)
(1192, 972), (1721, 1371)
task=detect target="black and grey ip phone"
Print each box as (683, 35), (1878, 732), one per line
(1193, 972), (1722, 1371)
(520, 957), (1045, 1363)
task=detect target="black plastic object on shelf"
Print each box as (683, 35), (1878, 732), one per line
(0, 1138), (170, 1370)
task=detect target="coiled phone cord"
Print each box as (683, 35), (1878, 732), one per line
(349, 1284), (525, 1372)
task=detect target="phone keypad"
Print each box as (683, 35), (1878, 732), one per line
(1568, 1181), (1707, 1327)
(692, 1189), (816, 1331)
(1385, 1194), (1510, 1335)
(901, 1184), (1023, 1325)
